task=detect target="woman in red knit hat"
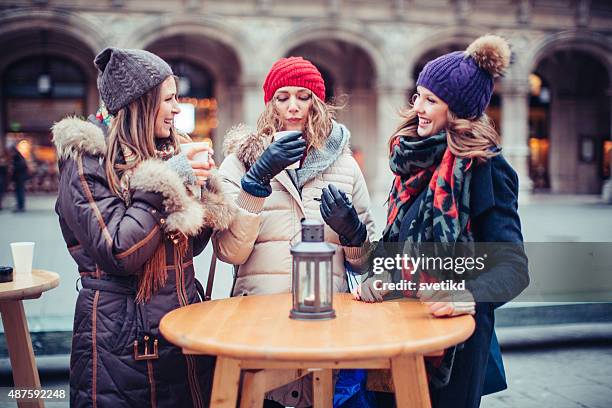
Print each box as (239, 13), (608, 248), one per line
(214, 56), (376, 407)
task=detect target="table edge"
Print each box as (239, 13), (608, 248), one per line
(0, 269), (60, 301)
(159, 294), (476, 361)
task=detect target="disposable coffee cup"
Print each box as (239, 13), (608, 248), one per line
(273, 130), (302, 170)
(10, 242), (35, 275)
(181, 142), (210, 187)
(180, 142), (210, 164)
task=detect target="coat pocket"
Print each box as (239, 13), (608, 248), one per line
(110, 296), (137, 354)
(73, 289), (95, 335)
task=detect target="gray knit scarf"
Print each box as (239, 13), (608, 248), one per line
(287, 120), (350, 189)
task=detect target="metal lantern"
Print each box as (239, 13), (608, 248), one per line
(290, 219), (336, 320)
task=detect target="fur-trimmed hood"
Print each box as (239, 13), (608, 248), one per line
(222, 123), (351, 171)
(51, 116), (107, 160)
(52, 115), (234, 233)
(222, 124), (266, 170)
(128, 159), (235, 234)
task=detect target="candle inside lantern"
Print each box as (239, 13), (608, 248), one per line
(304, 294), (315, 306)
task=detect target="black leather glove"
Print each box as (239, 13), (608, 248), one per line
(241, 131), (306, 197)
(319, 184), (367, 247)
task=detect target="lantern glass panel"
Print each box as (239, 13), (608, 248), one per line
(319, 259), (332, 306)
(297, 259), (316, 306)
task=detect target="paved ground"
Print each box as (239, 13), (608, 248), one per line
(482, 344), (612, 408)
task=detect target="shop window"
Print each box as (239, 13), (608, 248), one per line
(603, 140), (611, 179)
(3, 56), (85, 99)
(2, 56), (87, 193)
(528, 73), (551, 190)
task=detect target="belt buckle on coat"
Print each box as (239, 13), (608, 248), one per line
(133, 335), (159, 360)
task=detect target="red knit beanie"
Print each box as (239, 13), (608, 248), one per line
(263, 57), (326, 103)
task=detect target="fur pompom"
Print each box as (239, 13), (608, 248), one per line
(465, 35), (511, 78)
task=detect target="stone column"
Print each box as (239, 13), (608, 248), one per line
(517, 0), (532, 24)
(393, 0), (405, 15)
(241, 76), (265, 130)
(213, 83), (230, 161)
(374, 84), (409, 204)
(500, 80), (533, 198)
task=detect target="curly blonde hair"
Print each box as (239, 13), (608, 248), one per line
(256, 93), (339, 150)
(389, 106), (501, 163)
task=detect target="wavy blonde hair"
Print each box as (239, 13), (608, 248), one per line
(105, 77), (180, 197)
(256, 93), (340, 150)
(389, 106), (501, 163)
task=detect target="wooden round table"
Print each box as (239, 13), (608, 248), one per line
(161, 293), (474, 408)
(0, 269), (60, 408)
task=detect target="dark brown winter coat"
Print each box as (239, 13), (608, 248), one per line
(52, 116), (235, 407)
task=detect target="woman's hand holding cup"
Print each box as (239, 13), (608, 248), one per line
(273, 130), (303, 169)
(181, 143), (216, 186)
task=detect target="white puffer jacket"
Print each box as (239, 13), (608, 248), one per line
(213, 122), (376, 407)
(213, 123), (375, 297)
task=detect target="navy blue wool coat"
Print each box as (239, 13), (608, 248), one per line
(397, 154), (529, 408)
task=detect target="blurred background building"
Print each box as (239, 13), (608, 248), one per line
(1, 4), (612, 404)
(0, 0), (611, 202)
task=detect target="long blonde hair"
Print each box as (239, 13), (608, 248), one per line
(105, 77), (180, 197)
(389, 106), (500, 163)
(256, 93), (339, 150)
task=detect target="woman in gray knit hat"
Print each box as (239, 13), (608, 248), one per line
(52, 47), (235, 407)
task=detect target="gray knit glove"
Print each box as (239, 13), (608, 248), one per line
(166, 153), (198, 186)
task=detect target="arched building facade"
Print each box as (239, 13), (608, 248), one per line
(1, 1), (611, 202)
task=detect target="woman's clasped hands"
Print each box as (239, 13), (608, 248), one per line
(354, 273), (475, 317)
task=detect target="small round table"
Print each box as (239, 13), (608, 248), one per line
(0, 269), (60, 408)
(160, 293), (475, 408)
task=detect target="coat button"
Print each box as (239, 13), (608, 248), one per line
(151, 209), (156, 214)
(291, 391), (299, 398)
(160, 219), (165, 224)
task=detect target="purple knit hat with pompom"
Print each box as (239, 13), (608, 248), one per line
(416, 35), (511, 119)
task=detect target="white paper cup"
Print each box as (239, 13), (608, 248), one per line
(181, 142), (210, 184)
(180, 142), (209, 164)
(10, 242), (35, 275)
(273, 130), (302, 170)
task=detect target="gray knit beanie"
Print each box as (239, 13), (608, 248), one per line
(94, 47), (173, 115)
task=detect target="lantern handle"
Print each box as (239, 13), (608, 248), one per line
(289, 227), (303, 246)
